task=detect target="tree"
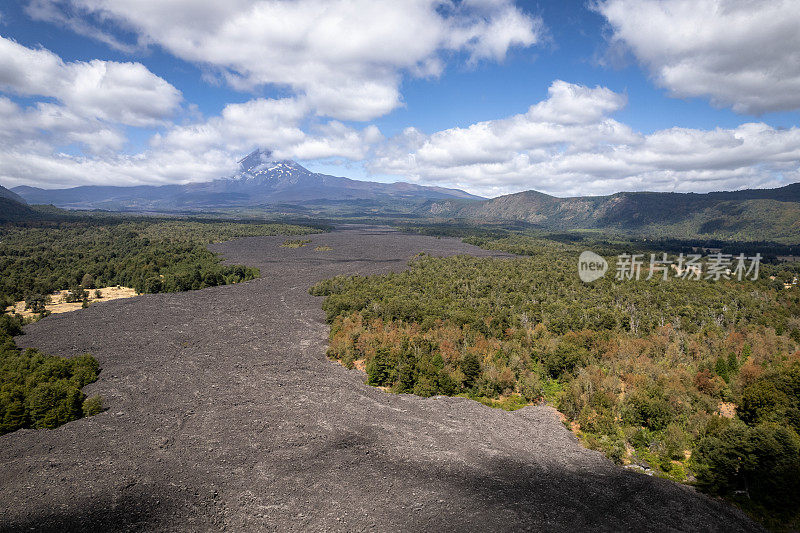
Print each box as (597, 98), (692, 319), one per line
(739, 381), (790, 425)
(366, 348), (394, 386)
(0, 339), (101, 435)
(461, 353), (481, 389)
(25, 381), (84, 429)
(623, 391), (674, 431)
(64, 286), (87, 303)
(24, 294), (48, 314)
(80, 273), (95, 289)
(693, 422), (800, 509)
(544, 342), (589, 378)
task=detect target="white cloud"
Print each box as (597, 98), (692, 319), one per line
(25, 0), (140, 53)
(0, 97), (125, 154)
(0, 36), (181, 126)
(0, 93), (384, 188)
(527, 80), (627, 125)
(370, 80), (800, 197)
(153, 98), (310, 154)
(153, 97), (383, 161)
(595, 0), (800, 114)
(0, 148), (238, 189)
(31, 0), (542, 120)
(0, 36), (384, 188)
(3, 79), (799, 195)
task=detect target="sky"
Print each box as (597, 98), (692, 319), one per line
(0, 0), (799, 198)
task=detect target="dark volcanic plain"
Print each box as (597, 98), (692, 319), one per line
(0, 226), (760, 532)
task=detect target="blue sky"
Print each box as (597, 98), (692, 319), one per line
(1, 0), (799, 197)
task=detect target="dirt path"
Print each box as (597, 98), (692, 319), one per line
(0, 226), (760, 532)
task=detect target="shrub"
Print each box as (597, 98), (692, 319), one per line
(82, 395), (103, 416)
(623, 391), (674, 431)
(366, 348), (394, 386)
(24, 294), (48, 314)
(0, 314), (23, 337)
(460, 353), (482, 389)
(25, 381), (83, 429)
(543, 342), (589, 378)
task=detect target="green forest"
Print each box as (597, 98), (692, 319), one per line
(311, 232), (800, 527)
(0, 218), (321, 308)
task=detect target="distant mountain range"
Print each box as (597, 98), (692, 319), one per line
(3, 150), (799, 243)
(421, 183), (800, 243)
(10, 150), (480, 211)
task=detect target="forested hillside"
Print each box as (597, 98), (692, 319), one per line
(423, 183), (800, 244)
(311, 234), (800, 526)
(0, 185), (26, 204)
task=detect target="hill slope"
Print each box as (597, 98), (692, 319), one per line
(424, 183), (800, 243)
(0, 186), (39, 223)
(0, 185), (26, 205)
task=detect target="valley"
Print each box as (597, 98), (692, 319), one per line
(3, 1), (800, 530)
(0, 227), (760, 531)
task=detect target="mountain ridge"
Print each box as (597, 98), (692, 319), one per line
(422, 182), (800, 243)
(0, 184), (26, 205)
(0, 185), (39, 222)
(10, 150), (480, 210)
(6, 154), (800, 242)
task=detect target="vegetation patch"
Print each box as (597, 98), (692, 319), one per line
(0, 314), (102, 435)
(311, 234), (800, 525)
(281, 239), (312, 248)
(314, 245), (333, 252)
(0, 219), (321, 310)
(0, 217), (320, 436)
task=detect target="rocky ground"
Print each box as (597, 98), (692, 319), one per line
(0, 226), (760, 532)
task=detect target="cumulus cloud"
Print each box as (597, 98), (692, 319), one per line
(153, 97), (383, 161)
(0, 92), (384, 188)
(595, 0), (800, 114)
(3, 79), (799, 195)
(389, 82), (634, 171)
(0, 97), (125, 154)
(0, 34), (385, 188)
(369, 80), (800, 197)
(25, 0), (140, 53)
(29, 0), (542, 120)
(0, 36), (181, 126)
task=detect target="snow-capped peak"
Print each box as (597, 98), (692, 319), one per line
(224, 149), (317, 186)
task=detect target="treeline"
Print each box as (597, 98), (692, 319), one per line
(0, 219), (320, 306)
(402, 222), (800, 263)
(310, 238), (800, 524)
(0, 315), (102, 435)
